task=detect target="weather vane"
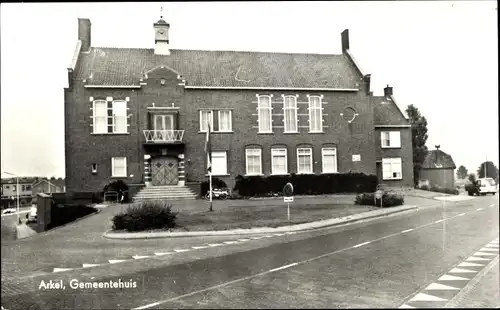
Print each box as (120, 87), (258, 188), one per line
(160, 6), (163, 19)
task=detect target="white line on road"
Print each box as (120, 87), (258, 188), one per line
(402, 229), (414, 233)
(109, 259), (127, 264)
(476, 208), (483, 211)
(133, 255), (151, 259)
(352, 241), (371, 248)
(82, 263), (101, 268)
(155, 252), (172, 256)
(435, 219), (444, 223)
(268, 263), (298, 272)
(53, 268), (73, 273)
(223, 241), (239, 245)
(237, 239), (250, 242)
(131, 206), (487, 309)
(208, 243), (223, 247)
(174, 249), (190, 253)
(192, 246), (208, 250)
(457, 213), (466, 217)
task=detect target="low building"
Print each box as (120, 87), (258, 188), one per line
(419, 147), (456, 190)
(32, 179), (66, 196)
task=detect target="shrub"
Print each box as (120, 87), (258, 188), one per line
(48, 204), (97, 230)
(429, 186), (459, 195)
(420, 185), (430, 191)
(201, 178), (228, 197)
(233, 173), (378, 197)
(354, 192), (405, 208)
(103, 180), (130, 203)
(112, 200), (177, 232)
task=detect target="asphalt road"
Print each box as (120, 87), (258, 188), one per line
(1, 195), (498, 309)
(1, 209), (30, 242)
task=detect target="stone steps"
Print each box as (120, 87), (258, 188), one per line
(132, 185), (199, 202)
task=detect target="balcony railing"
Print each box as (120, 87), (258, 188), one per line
(143, 130), (184, 143)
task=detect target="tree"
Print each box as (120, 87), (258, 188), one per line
(456, 165), (468, 179)
(406, 104), (429, 187)
(468, 173), (477, 184)
(477, 161), (499, 182)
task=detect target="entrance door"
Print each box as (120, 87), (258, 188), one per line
(151, 157), (178, 186)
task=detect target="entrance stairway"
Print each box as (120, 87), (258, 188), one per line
(132, 185), (199, 202)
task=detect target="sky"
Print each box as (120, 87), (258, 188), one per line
(1, 1), (498, 178)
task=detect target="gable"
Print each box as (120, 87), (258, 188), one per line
(75, 48), (362, 89)
(373, 96), (409, 125)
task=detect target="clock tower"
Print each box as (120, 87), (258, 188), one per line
(154, 14), (170, 55)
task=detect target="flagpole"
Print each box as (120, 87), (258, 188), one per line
(209, 171), (213, 212)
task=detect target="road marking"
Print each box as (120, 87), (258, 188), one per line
(425, 283), (460, 290)
(192, 246), (208, 250)
(273, 233), (285, 236)
(480, 247), (499, 252)
(82, 263), (101, 268)
(131, 210), (481, 310)
(458, 262), (484, 267)
(476, 208), (483, 211)
(208, 243), (223, 247)
(474, 251), (497, 256)
(132, 255), (151, 259)
(174, 249), (190, 253)
(285, 232), (296, 235)
(457, 213), (466, 216)
(352, 241), (371, 248)
(401, 228), (414, 233)
(53, 268), (73, 273)
(438, 274), (469, 281)
(237, 239), (250, 242)
(409, 292), (447, 302)
(223, 241), (239, 245)
(449, 267), (477, 273)
(485, 244), (499, 248)
(263, 235), (273, 238)
(466, 256), (491, 262)
(109, 259), (127, 264)
(154, 252), (172, 256)
(398, 304), (415, 309)
(435, 219), (444, 223)
(268, 263), (298, 273)
(490, 204), (496, 207)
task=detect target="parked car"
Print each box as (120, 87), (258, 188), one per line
(465, 178), (497, 196)
(2, 208), (16, 215)
(26, 205), (37, 223)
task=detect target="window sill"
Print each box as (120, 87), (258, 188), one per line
(283, 131), (300, 134)
(257, 132), (274, 134)
(199, 131), (234, 134)
(271, 173), (289, 176)
(309, 131), (324, 134)
(111, 176), (128, 178)
(92, 133), (130, 135)
(245, 174), (264, 177)
(321, 172), (339, 174)
(296, 172), (314, 175)
(383, 178), (403, 181)
(381, 146), (402, 149)
(205, 174), (231, 177)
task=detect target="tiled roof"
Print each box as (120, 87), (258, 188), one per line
(422, 150), (456, 169)
(1, 177), (38, 185)
(75, 47), (361, 88)
(372, 96), (409, 126)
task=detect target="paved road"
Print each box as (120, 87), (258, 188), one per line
(1, 195), (498, 309)
(1, 209), (31, 242)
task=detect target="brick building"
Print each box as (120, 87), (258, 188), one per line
(64, 17), (414, 196)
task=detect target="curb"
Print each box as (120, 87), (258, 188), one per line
(103, 205), (417, 239)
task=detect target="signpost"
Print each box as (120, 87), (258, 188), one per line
(375, 190), (383, 208)
(283, 183), (294, 221)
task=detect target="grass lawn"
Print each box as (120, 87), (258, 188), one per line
(170, 203), (376, 232)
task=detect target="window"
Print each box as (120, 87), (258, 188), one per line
(382, 158), (402, 180)
(211, 151), (227, 175)
(112, 100), (128, 133)
(257, 96), (272, 133)
(245, 149), (262, 175)
(309, 96), (323, 132)
(271, 148), (288, 175)
(93, 100), (108, 133)
(297, 148), (313, 174)
(322, 147), (338, 173)
(381, 131), (401, 148)
(199, 110), (213, 132)
(112, 157), (127, 177)
(283, 96), (298, 132)
(218, 110), (232, 132)
(12, 186), (16, 192)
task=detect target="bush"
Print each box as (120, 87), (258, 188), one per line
(201, 178), (228, 197)
(103, 180), (130, 203)
(355, 192), (405, 208)
(48, 204), (97, 230)
(112, 200), (177, 232)
(233, 173), (378, 197)
(429, 186), (459, 195)
(419, 185), (429, 191)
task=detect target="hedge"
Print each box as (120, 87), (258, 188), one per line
(48, 204), (97, 230)
(233, 173), (378, 197)
(420, 185), (459, 195)
(354, 192), (404, 208)
(112, 200), (177, 232)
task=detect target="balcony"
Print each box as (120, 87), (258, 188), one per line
(143, 130), (184, 144)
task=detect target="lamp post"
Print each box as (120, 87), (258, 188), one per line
(2, 171), (21, 224)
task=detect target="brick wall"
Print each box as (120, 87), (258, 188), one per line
(65, 66), (377, 192)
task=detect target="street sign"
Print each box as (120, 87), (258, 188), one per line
(283, 183), (294, 196)
(284, 197), (294, 202)
(352, 154), (361, 162)
(375, 190), (383, 199)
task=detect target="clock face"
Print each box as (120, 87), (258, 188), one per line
(157, 29), (165, 35)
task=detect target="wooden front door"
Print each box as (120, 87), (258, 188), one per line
(151, 156), (178, 186)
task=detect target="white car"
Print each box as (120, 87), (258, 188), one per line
(27, 205), (37, 223)
(2, 208), (16, 215)
(477, 178), (497, 195)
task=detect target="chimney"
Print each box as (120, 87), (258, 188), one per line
(78, 18), (91, 52)
(341, 29), (350, 52)
(384, 85), (393, 97)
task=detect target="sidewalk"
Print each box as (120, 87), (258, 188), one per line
(15, 223), (37, 240)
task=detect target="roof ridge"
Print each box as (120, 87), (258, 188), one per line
(90, 46), (343, 56)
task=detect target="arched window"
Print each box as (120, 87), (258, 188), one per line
(283, 96), (298, 132)
(308, 96), (323, 132)
(257, 95), (272, 133)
